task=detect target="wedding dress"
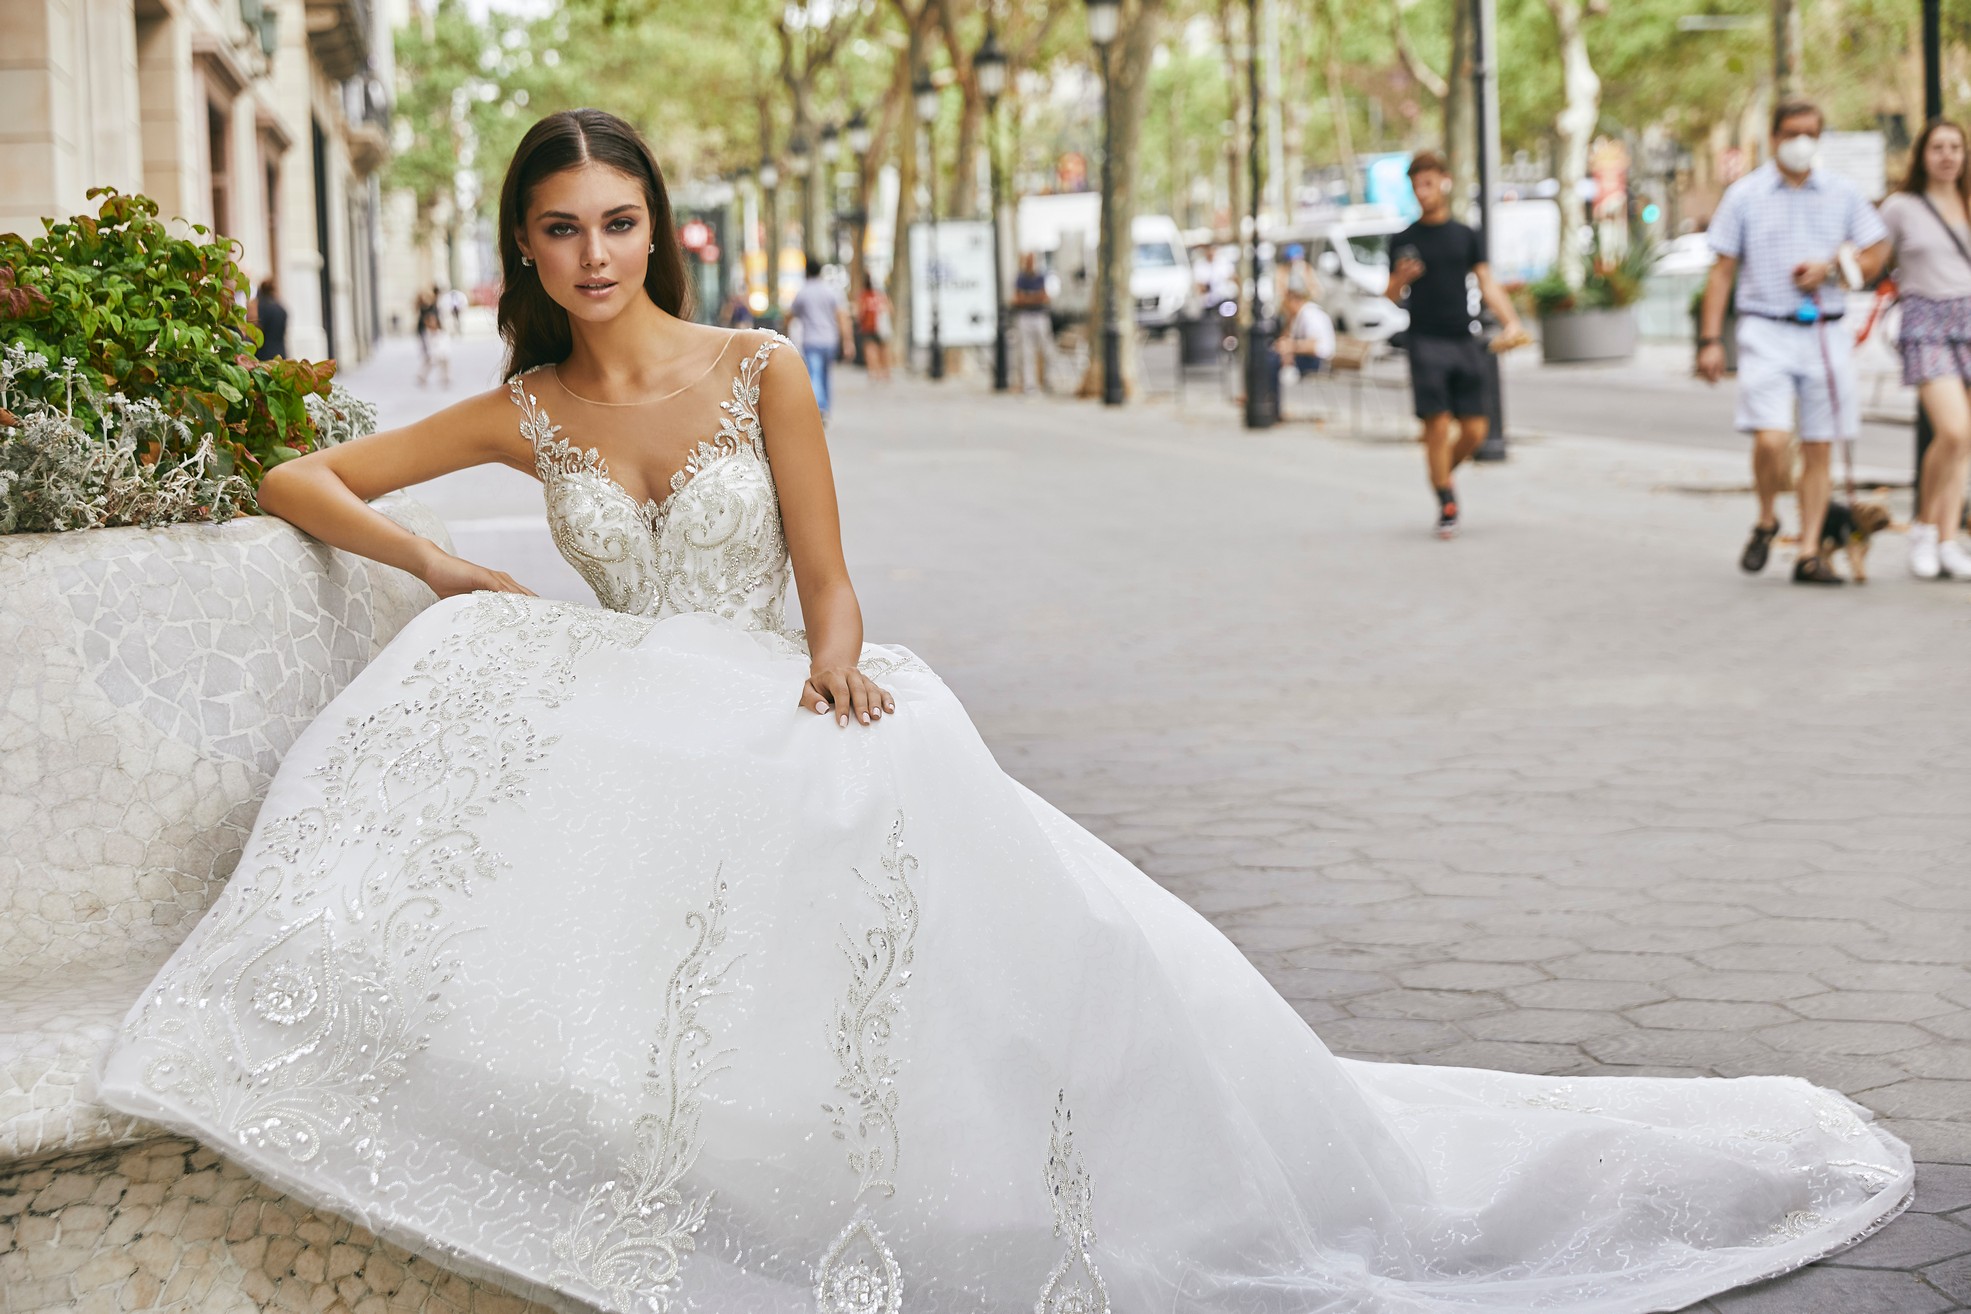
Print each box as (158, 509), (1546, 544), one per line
(97, 332), (1911, 1314)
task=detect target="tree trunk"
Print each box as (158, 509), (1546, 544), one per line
(1217, 0), (1245, 244)
(1446, 0), (1477, 222)
(1546, 0), (1600, 287)
(1321, 0), (1357, 200)
(1772, 0), (1801, 100)
(1081, 0), (1166, 400)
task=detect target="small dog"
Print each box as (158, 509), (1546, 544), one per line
(1819, 500), (1893, 582)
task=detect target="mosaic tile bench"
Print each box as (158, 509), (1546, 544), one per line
(0, 499), (565, 1312)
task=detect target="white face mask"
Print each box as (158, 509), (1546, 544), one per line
(1776, 135), (1819, 173)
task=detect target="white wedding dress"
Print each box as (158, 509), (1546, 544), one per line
(97, 333), (1911, 1314)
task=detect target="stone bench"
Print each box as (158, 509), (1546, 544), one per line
(0, 499), (563, 1311)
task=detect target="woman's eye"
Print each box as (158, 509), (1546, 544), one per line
(609, 218), (637, 232)
(547, 224), (576, 238)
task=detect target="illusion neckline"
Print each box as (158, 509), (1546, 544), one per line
(548, 333), (737, 408)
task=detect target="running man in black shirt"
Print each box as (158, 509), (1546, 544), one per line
(1387, 152), (1529, 537)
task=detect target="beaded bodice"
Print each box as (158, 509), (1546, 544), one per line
(507, 335), (792, 631)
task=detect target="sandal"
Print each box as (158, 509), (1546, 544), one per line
(1740, 521), (1780, 573)
(1792, 555), (1845, 586)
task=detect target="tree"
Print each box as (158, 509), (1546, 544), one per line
(1544, 0), (1603, 287)
(1084, 0), (1170, 400)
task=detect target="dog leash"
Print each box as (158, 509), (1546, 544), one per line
(1810, 293), (1858, 512)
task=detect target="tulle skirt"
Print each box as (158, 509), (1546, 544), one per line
(97, 593), (1912, 1313)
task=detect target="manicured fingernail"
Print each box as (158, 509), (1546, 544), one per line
(860, 712), (870, 723)
(838, 714), (848, 727)
(815, 701), (828, 713)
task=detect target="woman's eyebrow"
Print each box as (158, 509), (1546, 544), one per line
(537, 205), (644, 221)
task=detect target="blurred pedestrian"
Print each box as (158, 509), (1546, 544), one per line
(857, 278), (893, 382)
(1013, 253), (1052, 393)
(1875, 118), (1971, 579)
(416, 289), (451, 389)
(720, 288), (756, 329)
(1385, 151), (1530, 539)
(1698, 100), (1891, 585)
(252, 278), (288, 361)
(1276, 284), (1336, 376)
(788, 257), (852, 420)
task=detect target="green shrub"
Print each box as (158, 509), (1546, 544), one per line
(1531, 222), (1661, 316)
(0, 344), (369, 533)
(0, 188), (342, 487)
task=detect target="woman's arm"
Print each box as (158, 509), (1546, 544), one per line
(256, 386), (537, 597)
(754, 338), (894, 727)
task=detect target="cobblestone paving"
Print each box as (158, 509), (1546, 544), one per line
(378, 335), (1971, 1311)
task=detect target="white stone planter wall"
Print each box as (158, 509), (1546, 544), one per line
(0, 497), (579, 1311)
(0, 497), (446, 975)
(0, 497), (446, 1165)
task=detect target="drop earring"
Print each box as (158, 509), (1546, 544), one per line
(648, 243), (655, 253)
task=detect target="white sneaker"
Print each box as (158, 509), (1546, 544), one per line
(1939, 537), (1971, 580)
(1910, 523), (1942, 579)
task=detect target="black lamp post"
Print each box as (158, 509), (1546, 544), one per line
(789, 130), (813, 265)
(915, 69), (945, 381)
(759, 155), (781, 324)
(847, 109), (873, 295)
(820, 121), (842, 265)
(1086, 0), (1123, 406)
(975, 26), (1010, 393)
(1241, 0), (1275, 428)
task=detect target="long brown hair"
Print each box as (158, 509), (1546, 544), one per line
(1899, 118), (1971, 205)
(496, 108), (693, 379)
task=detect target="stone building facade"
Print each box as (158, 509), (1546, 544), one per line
(0, 0), (392, 365)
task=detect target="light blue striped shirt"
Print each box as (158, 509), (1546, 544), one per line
(1707, 162), (1888, 319)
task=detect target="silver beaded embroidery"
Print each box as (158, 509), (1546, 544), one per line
(508, 336), (794, 631)
(550, 876), (741, 1309)
(814, 815), (920, 1309)
(1037, 1093), (1109, 1314)
(117, 594), (652, 1176)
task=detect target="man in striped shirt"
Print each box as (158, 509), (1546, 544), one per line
(1697, 100), (1890, 585)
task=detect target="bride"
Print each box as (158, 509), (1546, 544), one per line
(96, 109), (1909, 1313)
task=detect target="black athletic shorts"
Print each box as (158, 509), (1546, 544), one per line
(1407, 333), (1489, 420)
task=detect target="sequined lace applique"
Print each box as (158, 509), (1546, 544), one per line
(549, 876), (740, 1310)
(117, 595), (652, 1175)
(506, 335), (795, 629)
(814, 814), (920, 1314)
(1037, 1093), (1109, 1314)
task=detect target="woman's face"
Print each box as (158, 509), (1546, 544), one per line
(1925, 128), (1966, 187)
(516, 162), (652, 323)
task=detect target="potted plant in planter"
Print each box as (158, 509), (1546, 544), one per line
(0, 188), (373, 532)
(1528, 224), (1658, 364)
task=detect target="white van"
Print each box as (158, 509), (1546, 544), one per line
(1015, 196), (1195, 332)
(1303, 216), (1411, 342)
(1129, 215), (1192, 333)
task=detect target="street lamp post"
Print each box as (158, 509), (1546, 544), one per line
(759, 156), (781, 325)
(1086, 0), (1123, 406)
(975, 26), (1010, 393)
(915, 69), (945, 381)
(1470, 0), (1507, 461)
(1918, 0), (1944, 503)
(847, 109), (874, 356)
(1241, 0), (1274, 428)
(789, 131), (813, 266)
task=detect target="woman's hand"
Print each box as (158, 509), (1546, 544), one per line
(421, 551), (536, 599)
(800, 664), (895, 727)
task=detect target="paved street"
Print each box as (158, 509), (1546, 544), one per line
(347, 328), (1971, 1312)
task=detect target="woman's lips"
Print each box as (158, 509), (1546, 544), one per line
(575, 280), (616, 299)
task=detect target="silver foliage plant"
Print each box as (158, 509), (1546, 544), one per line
(0, 343), (372, 535)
